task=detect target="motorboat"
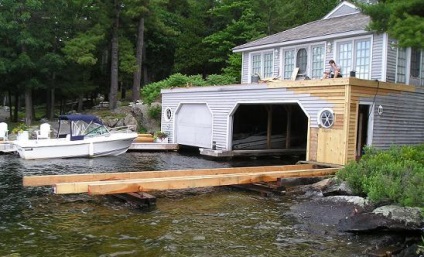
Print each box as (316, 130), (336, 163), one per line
(13, 114), (138, 160)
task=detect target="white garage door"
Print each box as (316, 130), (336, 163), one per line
(176, 103), (212, 148)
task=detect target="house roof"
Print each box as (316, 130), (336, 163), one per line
(233, 12), (370, 52)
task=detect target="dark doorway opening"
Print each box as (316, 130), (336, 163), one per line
(232, 104), (308, 151)
(356, 104), (370, 160)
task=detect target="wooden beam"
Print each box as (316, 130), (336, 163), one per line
(23, 164), (315, 187)
(53, 167), (339, 195)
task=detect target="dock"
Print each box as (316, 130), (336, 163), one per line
(0, 141), (16, 153)
(23, 163), (340, 195)
(129, 142), (179, 151)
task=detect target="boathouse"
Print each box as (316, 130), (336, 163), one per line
(159, 1), (424, 165)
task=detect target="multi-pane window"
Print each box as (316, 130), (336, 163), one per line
(410, 48), (421, 78)
(296, 48), (307, 74)
(336, 38), (371, 79)
(283, 50), (295, 79)
(355, 40), (371, 79)
(252, 54), (261, 76)
(251, 52), (274, 80)
(263, 53), (273, 78)
(311, 45), (324, 78)
(396, 48), (407, 83)
(338, 42), (352, 77)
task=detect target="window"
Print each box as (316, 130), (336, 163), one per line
(396, 48), (407, 83)
(296, 48), (307, 74)
(336, 38), (371, 79)
(411, 48), (421, 78)
(355, 40), (371, 79)
(252, 54), (261, 76)
(250, 51), (274, 80)
(311, 45), (325, 78)
(317, 108), (335, 128)
(338, 42), (352, 77)
(283, 50), (295, 79)
(263, 52), (273, 78)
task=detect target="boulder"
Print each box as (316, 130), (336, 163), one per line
(338, 205), (423, 233)
(321, 178), (354, 196)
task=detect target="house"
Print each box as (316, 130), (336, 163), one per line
(160, 1), (424, 165)
(233, 1), (424, 88)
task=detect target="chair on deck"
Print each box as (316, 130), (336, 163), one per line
(0, 122), (8, 141)
(36, 123), (51, 140)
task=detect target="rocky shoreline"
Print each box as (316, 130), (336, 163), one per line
(284, 177), (424, 257)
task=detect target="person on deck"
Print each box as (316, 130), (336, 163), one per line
(323, 60), (342, 78)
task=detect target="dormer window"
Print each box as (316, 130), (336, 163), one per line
(296, 48), (307, 74)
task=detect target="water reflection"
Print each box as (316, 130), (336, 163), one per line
(0, 152), (365, 256)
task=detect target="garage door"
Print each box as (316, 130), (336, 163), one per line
(176, 103), (212, 148)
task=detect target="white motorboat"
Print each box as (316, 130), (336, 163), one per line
(13, 114), (138, 160)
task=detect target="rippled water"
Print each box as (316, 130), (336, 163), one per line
(0, 151), (368, 257)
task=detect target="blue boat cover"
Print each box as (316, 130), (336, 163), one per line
(58, 114), (103, 125)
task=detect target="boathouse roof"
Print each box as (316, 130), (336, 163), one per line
(233, 11), (370, 52)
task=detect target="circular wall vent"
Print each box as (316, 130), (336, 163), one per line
(317, 108), (335, 128)
(164, 107), (172, 122)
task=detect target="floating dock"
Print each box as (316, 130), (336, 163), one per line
(23, 163), (341, 195)
(0, 141), (16, 153)
(129, 142), (179, 151)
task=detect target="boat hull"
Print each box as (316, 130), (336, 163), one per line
(14, 133), (137, 160)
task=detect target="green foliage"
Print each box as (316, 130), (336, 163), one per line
(222, 53), (242, 83)
(141, 73), (238, 104)
(154, 130), (167, 139)
(337, 145), (424, 207)
(361, 0), (424, 49)
(206, 74), (237, 85)
(11, 123), (30, 134)
(148, 105), (162, 121)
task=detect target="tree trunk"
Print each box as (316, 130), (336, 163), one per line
(132, 17), (145, 103)
(8, 91), (13, 121)
(109, 1), (120, 110)
(47, 72), (56, 120)
(13, 94), (19, 123)
(25, 88), (33, 125)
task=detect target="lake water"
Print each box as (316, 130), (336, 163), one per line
(0, 151), (369, 256)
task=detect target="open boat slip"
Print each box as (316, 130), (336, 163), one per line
(23, 164), (340, 195)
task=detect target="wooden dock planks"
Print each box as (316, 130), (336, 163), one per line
(22, 164), (340, 195)
(23, 164), (315, 187)
(83, 168), (339, 195)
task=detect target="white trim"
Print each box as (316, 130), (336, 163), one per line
(380, 33), (388, 82)
(323, 1), (359, 20)
(406, 48), (411, 85)
(359, 101), (374, 146)
(240, 52), (245, 83)
(233, 30), (371, 53)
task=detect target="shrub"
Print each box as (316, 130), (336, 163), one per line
(337, 145), (424, 207)
(141, 73), (238, 105)
(148, 105), (162, 121)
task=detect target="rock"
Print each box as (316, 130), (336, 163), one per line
(337, 205), (423, 233)
(320, 177), (354, 196)
(372, 205), (423, 227)
(324, 195), (373, 210)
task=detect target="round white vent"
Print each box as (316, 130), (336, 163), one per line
(164, 107), (172, 122)
(317, 108), (335, 128)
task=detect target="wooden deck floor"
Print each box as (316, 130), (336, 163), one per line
(23, 164), (340, 195)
